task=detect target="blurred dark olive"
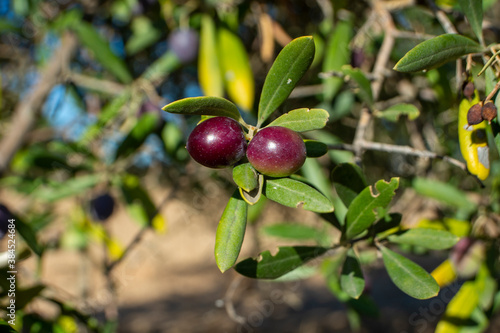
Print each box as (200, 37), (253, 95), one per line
(351, 48), (365, 69)
(167, 29), (199, 64)
(89, 193), (115, 222)
(0, 204), (13, 240)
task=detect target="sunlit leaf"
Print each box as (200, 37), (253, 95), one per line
(380, 245), (439, 299)
(32, 175), (101, 203)
(264, 178), (334, 213)
(235, 246), (327, 279)
(257, 36), (315, 127)
(394, 34), (484, 73)
(218, 28), (254, 111)
(233, 163), (258, 192)
(215, 190), (247, 273)
(198, 15), (223, 97)
(261, 223), (323, 241)
(267, 108), (329, 132)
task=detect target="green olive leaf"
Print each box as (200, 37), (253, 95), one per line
(257, 36), (315, 127)
(340, 248), (365, 299)
(458, 0), (484, 44)
(341, 65), (373, 107)
(264, 178), (334, 213)
(162, 96), (242, 122)
(239, 174), (264, 206)
(344, 178), (399, 240)
(386, 228), (459, 250)
(380, 245), (439, 300)
(267, 108), (329, 132)
(332, 163), (367, 208)
(114, 113), (160, 161)
(233, 163), (258, 192)
(394, 34), (484, 73)
(305, 140), (328, 158)
(215, 190), (248, 273)
(375, 104), (420, 122)
(234, 246), (328, 279)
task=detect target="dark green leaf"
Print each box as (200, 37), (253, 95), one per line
(72, 22), (132, 83)
(340, 248), (365, 299)
(344, 178), (399, 240)
(372, 213), (402, 234)
(387, 228), (459, 250)
(257, 36), (315, 127)
(14, 217), (43, 256)
(0, 320), (17, 332)
(267, 108), (329, 132)
(305, 140), (328, 158)
(380, 245), (439, 299)
(261, 224), (323, 241)
(412, 177), (476, 214)
(375, 104), (420, 122)
(323, 20), (352, 102)
(458, 0), (484, 44)
(16, 285), (45, 310)
(162, 96), (242, 122)
(332, 163), (367, 208)
(215, 190), (248, 273)
(341, 65), (373, 107)
(394, 34), (484, 73)
(264, 178), (334, 213)
(114, 113), (160, 161)
(235, 246), (327, 279)
(233, 163), (258, 192)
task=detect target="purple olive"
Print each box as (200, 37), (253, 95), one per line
(186, 117), (247, 168)
(168, 29), (199, 64)
(0, 204), (12, 240)
(89, 193), (115, 222)
(247, 126), (306, 177)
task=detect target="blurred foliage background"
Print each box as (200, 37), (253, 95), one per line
(1, 0), (500, 332)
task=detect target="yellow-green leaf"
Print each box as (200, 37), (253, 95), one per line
(198, 15), (223, 97)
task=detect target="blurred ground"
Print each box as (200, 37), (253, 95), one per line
(4, 164), (499, 333)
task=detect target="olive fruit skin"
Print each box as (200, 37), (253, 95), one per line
(186, 117), (247, 169)
(89, 193), (115, 222)
(247, 126), (306, 177)
(168, 29), (199, 64)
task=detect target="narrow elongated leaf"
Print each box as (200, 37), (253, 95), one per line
(72, 22), (132, 83)
(332, 163), (367, 208)
(435, 281), (480, 333)
(375, 104), (420, 122)
(394, 34), (484, 73)
(198, 15), (223, 97)
(267, 108), (329, 132)
(257, 36), (315, 127)
(215, 190), (248, 273)
(15, 217), (44, 256)
(412, 177), (477, 213)
(341, 65), (373, 107)
(141, 51), (181, 82)
(32, 174), (101, 202)
(380, 245), (439, 299)
(218, 28), (254, 111)
(162, 96), (242, 122)
(261, 224), (323, 241)
(233, 163), (258, 192)
(340, 248), (365, 299)
(235, 246), (327, 279)
(264, 178), (334, 213)
(387, 228), (459, 250)
(323, 20), (352, 102)
(345, 178), (399, 239)
(458, 0), (484, 44)
(114, 113), (160, 161)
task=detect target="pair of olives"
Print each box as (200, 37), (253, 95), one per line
(186, 117), (306, 177)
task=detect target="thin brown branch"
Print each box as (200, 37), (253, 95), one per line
(0, 31), (78, 173)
